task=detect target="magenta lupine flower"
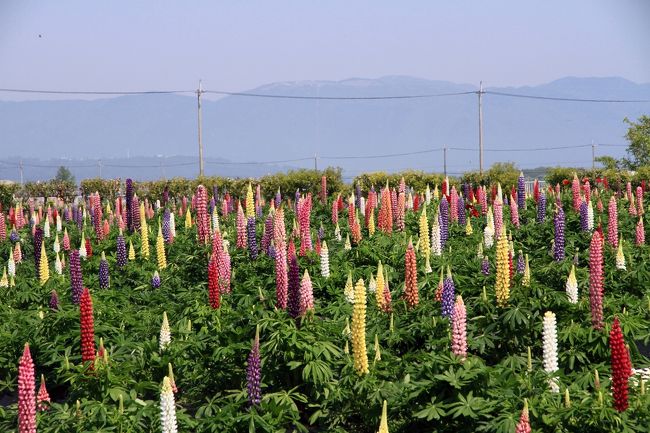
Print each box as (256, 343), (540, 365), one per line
(69, 250), (84, 304)
(637, 218), (645, 245)
(261, 213), (274, 255)
(18, 343), (36, 433)
(451, 296), (467, 360)
(554, 206), (565, 261)
(236, 202), (247, 249)
(247, 217), (258, 259)
(589, 231), (604, 330)
(517, 172), (526, 210)
(246, 327), (262, 406)
(608, 196), (618, 248)
(287, 244), (301, 319)
(99, 252), (109, 289)
(132, 195), (141, 231)
(299, 269), (314, 316)
(636, 186), (644, 216)
(49, 290), (59, 310)
(510, 195), (520, 228)
(450, 187), (459, 223)
(196, 185), (210, 244)
(275, 189), (282, 209)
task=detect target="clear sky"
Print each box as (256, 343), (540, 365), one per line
(1, 0), (649, 100)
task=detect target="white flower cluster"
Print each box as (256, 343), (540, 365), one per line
(542, 311), (559, 393)
(159, 312), (171, 352)
(160, 376), (178, 433)
(320, 241), (330, 278)
(565, 266), (578, 304)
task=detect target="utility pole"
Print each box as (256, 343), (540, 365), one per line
(19, 160), (24, 186)
(197, 80), (204, 177)
(98, 160), (102, 178)
(314, 153), (318, 171)
(478, 81), (484, 176)
(591, 140), (596, 169)
(443, 146), (448, 177)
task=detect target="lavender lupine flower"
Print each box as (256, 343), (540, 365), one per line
(99, 252), (109, 289)
(261, 214), (274, 255)
(208, 197), (215, 216)
(355, 183), (362, 209)
(10, 229), (19, 242)
(162, 209), (171, 243)
(126, 178), (134, 231)
(554, 207), (565, 261)
(275, 189), (281, 208)
(287, 252), (301, 319)
(246, 326), (262, 406)
(151, 271), (161, 288)
(439, 196), (449, 249)
(247, 217), (258, 259)
(517, 172), (526, 210)
(69, 250), (84, 304)
(458, 196), (466, 226)
(116, 234), (127, 268)
(76, 206), (83, 230)
(481, 256), (490, 275)
(294, 189), (300, 213)
(318, 223), (325, 242)
(49, 290), (59, 310)
(63, 207), (70, 222)
(268, 242), (276, 260)
(34, 227), (44, 279)
(579, 200), (589, 231)
(537, 192), (546, 223)
(517, 251), (525, 274)
(441, 267), (455, 319)
(462, 183), (470, 201)
(212, 185), (219, 203)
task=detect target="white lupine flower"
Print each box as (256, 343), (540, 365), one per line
(44, 219), (50, 238)
(169, 212), (176, 238)
(320, 241), (330, 278)
(334, 223), (342, 242)
(542, 311), (559, 392)
(160, 376), (178, 433)
(616, 239), (626, 270)
(8, 253), (15, 277)
(360, 197), (366, 214)
(566, 265), (578, 304)
(212, 208), (219, 233)
(407, 193), (413, 210)
(79, 237), (87, 259)
(344, 234), (351, 250)
(159, 312), (171, 352)
(53, 233), (60, 253)
(431, 221), (442, 256)
(425, 184), (431, 205)
(344, 272), (354, 303)
(56, 214), (62, 232)
(0, 268), (7, 288)
(54, 252), (62, 275)
(587, 201), (594, 231)
(368, 273), (376, 293)
(155, 199), (161, 210)
(483, 224), (494, 249)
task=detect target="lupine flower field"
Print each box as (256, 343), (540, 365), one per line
(2, 172), (650, 432)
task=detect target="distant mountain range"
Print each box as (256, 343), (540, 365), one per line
(1, 76), (649, 182)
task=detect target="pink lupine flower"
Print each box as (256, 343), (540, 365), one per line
(236, 202), (247, 249)
(636, 186), (644, 216)
(608, 196), (618, 248)
(572, 174), (581, 211)
(450, 187), (459, 223)
(583, 180), (591, 204)
(196, 185), (210, 244)
(274, 208), (288, 309)
(589, 231), (604, 330)
(396, 192), (405, 231)
(18, 343), (36, 433)
(299, 194), (312, 256)
(0, 214), (6, 242)
(451, 295), (467, 360)
(510, 194), (520, 228)
(637, 218), (645, 246)
(515, 400), (531, 433)
(494, 197), (503, 239)
(37, 374), (51, 411)
(299, 269), (314, 315)
(331, 195), (339, 225)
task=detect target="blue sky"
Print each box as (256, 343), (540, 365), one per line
(1, 0), (649, 100)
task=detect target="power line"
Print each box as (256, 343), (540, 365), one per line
(321, 148), (443, 160)
(484, 90), (650, 103)
(0, 88), (193, 95)
(203, 90), (476, 100)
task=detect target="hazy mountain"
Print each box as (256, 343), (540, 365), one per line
(1, 76), (649, 182)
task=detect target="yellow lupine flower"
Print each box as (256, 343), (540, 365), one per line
(0, 268), (7, 288)
(368, 208), (375, 237)
(39, 242), (49, 286)
(375, 261), (385, 309)
(156, 222), (167, 270)
(246, 183), (255, 218)
(522, 254), (531, 287)
(351, 278), (369, 375)
(140, 203), (150, 260)
(377, 400), (389, 433)
(344, 271), (354, 303)
(184, 208), (192, 228)
(419, 208), (430, 259)
(128, 239), (136, 260)
(465, 218), (473, 235)
(495, 229), (510, 307)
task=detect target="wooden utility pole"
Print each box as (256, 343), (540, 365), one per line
(443, 146), (447, 177)
(478, 81), (484, 176)
(592, 141), (596, 169)
(197, 80), (204, 177)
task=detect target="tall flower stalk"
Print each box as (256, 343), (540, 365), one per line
(610, 317), (632, 412)
(351, 278), (369, 375)
(589, 231), (604, 330)
(246, 325), (262, 406)
(18, 343), (36, 433)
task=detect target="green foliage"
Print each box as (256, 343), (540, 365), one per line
(80, 178), (121, 200)
(462, 162), (520, 188)
(623, 115), (650, 169)
(19, 180), (77, 201)
(354, 170), (445, 193)
(54, 166), (76, 184)
(0, 182), (19, 210)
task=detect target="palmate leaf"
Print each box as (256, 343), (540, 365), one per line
(414, 396), (447, 421)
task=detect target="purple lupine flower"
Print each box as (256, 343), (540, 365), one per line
(275, 190), (282, 209)
(69, 250), (84, 304)
(151, 271), (161, 288)
(71, 206), (78, 227)
(503, 195), (509, 206)
(458, 196), (466, 226)
(63, 207), (70, 222)
(162, 209), (171, 243)
(355, 183), (361, 209)
(554, 206), (565, 261)
(481, 256), (490, 275)
(517, 172), (525, 210)
(391, 188), (398, 223)
(247, 217), (258, 260)
(10, 229), (19, 242)
(294, 190), (300, 214)
(287, 252), (301, 319)
(268, 242), (276, 260)
(317, 223), (325, 241)
(76, 206), (83, 231)
(462, 183), (470, 201)
(212, 185), (219, 203)
(99, 253), (109, 289)
(126, 178), (134, 232)
(49, 290), (59, 310)
(579, 200), (589, 231)
(261, 214), (273, 255)
(132, 195), (141, 231)
(441, 268), (455, 319)
(163, 186), (169, 206)
(246, 327), (262, 406)
(33, 227), (43, 279)
(116, 234), (127, 268)
(209, 197), (215, 216)
(536, 192), (546, 223)
(517, 251), (525, 274)
(439, 196), (449, 249)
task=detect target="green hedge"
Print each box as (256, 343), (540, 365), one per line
(353, 170), (446, 193)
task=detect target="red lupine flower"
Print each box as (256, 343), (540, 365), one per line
(80, 288), (96, 365)
(18, 343), (36, 433)
(610, 317), (632, 412)
(208, 254), (220, 309)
